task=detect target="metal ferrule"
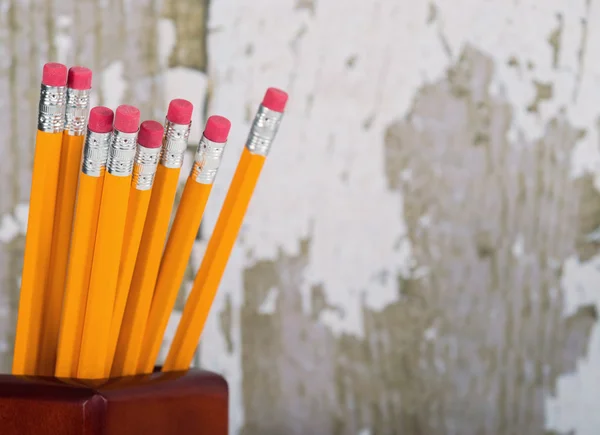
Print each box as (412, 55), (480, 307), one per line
(190, 135), (227, 184)
(245, 105), (284, 157)
(132, 145), (161, 191)
(64, 88), (91, 136)
(160, 120), (190, 168)
(81, 130), (111, 177)
(38, 84), (67, 133)
(106, 130), (138, 177)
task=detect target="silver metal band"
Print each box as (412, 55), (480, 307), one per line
(106, 130), (138, 177)
(82, 130), (111, 177)
(38, 84), (67, 133)
(64, 88), (91, 136)
(160, 120), (190, 168)
(245, 105), (283, 157)
(132, 145), (161, 191)
(190, 136), (227, 184)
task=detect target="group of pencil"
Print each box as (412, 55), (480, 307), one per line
(12, 62), (287, 380)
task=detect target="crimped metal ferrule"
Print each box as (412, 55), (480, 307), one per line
(82, 130), (111, 177)
(160, 120), (190, 169)
(38, 84), (67, 133)
(190, 136), (227, 184)
(245, 105), (283, 157)
(132, 145), (161, 191)
(64, 88), (91, 136)
(106, 130), (138, 177)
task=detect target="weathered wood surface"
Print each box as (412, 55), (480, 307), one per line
(1, 0), (600, 434)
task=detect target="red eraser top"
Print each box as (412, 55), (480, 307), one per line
(203, 115), (231, 143)
(88, 106), (114, 134)
(67, 66), (92, 90)
(138, 120), (164, 149)
(261, 87), (288, 113)
(166, 99), (193, 125)
(114, 105), (141, 133)
(42, 62), (68, 87)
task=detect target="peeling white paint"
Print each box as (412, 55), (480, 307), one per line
(102, 61), (126, 110)
(546, 255), (600, 435)
(423, 326), (438, 342)
(193, 0), (600, 433)
(433, 0), (600, 179)
(14, 203), (28, 234)
(157, 19), (176, 71)
(429, 1), (600, 433)
(0, 203), (31, 243)
(511, 235), (525, 258)
(54, 15), (72, 65)
(0, 213), (20, 243)
(258, 286), (278, 314)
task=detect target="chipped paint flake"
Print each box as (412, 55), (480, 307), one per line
(158, 19), (177, 70)
(54, 15), (72, 64)
(547, 256), (600, 435)
(101, 61), (127, 110)
(0, 213), (20, 243)
(258, 286), (278, 314)
(14, 203), (28, 234)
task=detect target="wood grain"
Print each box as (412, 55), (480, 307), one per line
(0, 369), (228, 435)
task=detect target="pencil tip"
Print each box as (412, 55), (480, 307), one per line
(261, 88), (288, 113)
(42, 63), (68, 87)
(204, 116), (231, 143)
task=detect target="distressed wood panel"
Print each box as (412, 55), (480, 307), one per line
(237, 48), (599, 435)
(202, 0), (600, 434)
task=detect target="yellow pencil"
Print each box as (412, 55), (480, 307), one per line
(55, 106), (114, 378)
(106, 120), (164, 373)
(164, 88), (288, 371)
(55, 106), (114, 379)
(38, 66), (92, 376)
(137, 115), (231, 373)
(111, 99), (193, 377)
(78, 105), (140, 379)
(13, 63), (68, 376)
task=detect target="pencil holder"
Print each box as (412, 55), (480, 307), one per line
(0, 368), (228, 435)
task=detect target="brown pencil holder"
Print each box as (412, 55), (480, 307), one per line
(0, 368), (228, 435)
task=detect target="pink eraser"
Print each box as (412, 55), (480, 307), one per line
(203, 115), (231, 143)
(114, 105), (141, 133)
(88, 106), (114, 134)
(42, 63), (68, 87)
(166, 99), (193, 125)
(67, 66), (92, 90)
(138, 120), (164, 149)
(261, 87), (288, 113)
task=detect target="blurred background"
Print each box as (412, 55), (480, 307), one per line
(1, 0), (600, 434)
